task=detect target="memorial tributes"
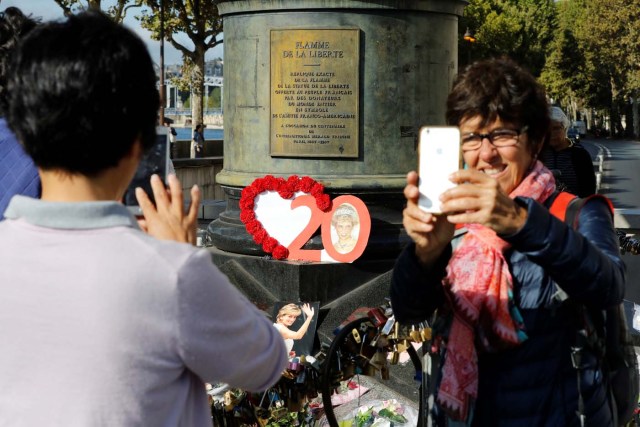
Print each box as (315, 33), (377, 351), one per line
(207, 0), (466, 308)
(201, 5), (467, 422)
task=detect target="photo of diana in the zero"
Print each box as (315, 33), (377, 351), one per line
(330, 203), (360, 254)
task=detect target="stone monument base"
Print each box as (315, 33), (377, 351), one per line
(207, 245), (396, 327)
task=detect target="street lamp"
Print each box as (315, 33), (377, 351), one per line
(159, 0), (166, 127)
(463, 27), (476, 43)
(463, 27), (476, 65)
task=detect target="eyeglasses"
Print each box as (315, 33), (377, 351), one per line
(460, 126), (528, 152)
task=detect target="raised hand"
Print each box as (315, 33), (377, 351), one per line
(441, 169), (526, 235)
(301, 303), (314, 318)
(135, 174), (201, 244)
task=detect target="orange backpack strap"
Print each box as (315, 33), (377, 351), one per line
(549, 191), (614, 227)
(549, 192), (577, 222)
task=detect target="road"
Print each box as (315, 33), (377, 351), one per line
(583, 138), (640, 209)
(581, 138), (640, 303)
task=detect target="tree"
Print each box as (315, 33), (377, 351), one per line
(52, 0), (137, 23)
(540, 0), (640, 137)
(138, 0), (223, 130)
(574, 0), (640, 136)
(539, 0), (587, 121)
(460, 0), (556, 76)
(540, 29), (579, 115)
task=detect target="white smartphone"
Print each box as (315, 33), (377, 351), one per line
(417, 126), (462, 213)
(123, 126), (170, 215)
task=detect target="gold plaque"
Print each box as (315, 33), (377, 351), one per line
(270, 29), (360, 157)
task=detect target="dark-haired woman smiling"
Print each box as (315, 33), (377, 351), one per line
(391, 58), (624, 426)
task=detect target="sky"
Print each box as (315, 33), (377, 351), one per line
(2, 0), (223, 65)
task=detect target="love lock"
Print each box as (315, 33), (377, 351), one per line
(396, 339), (409, 353)
(254, 407), (271, 427)
(421, 326), (432, 341)
(364, 363), (377, 376)
(270, 406), (288, 421)
(389, 342), (401, 365)
(380, 362), (391, 380)
(359, 321), (372, 333)
(342, 362), (355, 379)
(223, 389), (246, 412)
(381, 316), (395, 336)
(367, 307), (388, 328)
(351, 328), (362, 344)
(410, 325), (423, 343)
(369, 350), (388, 369)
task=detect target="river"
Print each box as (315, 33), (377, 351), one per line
(174, 127), (224, 140)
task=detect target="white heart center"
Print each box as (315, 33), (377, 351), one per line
(254, 191), (312, 248)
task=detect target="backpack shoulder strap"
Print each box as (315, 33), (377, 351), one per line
(549, 192), (614, 227)
(549, 191), (577, 222)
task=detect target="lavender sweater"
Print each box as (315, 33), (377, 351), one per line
(0, 196), (287, 426)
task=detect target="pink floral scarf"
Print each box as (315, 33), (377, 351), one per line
(436, 161), (556, 421)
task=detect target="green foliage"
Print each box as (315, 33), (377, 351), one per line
(137, 0), (222, 61)
(207, 87), (221, 109)
(137, 0), (223, 127)
(540, 29), (579, 100)
(461, 0), (556, 75)
(545, 0), (640, 133)
(52, 0), (138, 23)
(265, 410), (298, 427)
(354, 407), (374, 427)
(170, 57), (195, 93)
(50, 0), (640, 136)
(377, 408), (408, 424)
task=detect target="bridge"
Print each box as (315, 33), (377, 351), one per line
(164, 76), (223, 117)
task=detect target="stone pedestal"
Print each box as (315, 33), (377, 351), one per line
(208, 245), (395, 307)
(208, 245), (398, 346)
(211, 0), (466, 257)
(208, 0), (466, 311)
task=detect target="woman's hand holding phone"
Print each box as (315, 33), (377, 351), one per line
(135, 174), (201, 245)
(403, 171), (455, 267)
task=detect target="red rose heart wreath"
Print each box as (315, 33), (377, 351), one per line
(239, 175), (332, 260)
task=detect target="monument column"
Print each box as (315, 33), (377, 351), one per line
(210, 0), (466, 262)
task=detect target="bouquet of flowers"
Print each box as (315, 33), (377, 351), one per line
(339, 399), (410, 427)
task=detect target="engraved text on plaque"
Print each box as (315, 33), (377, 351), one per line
(270, 29), (360, 157)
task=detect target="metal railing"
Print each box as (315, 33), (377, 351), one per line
(164, 108), (222, 116)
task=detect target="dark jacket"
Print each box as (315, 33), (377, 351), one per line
(0, 118), (40, 218)
(540, 144), (597, 198)
(391, 196), (625, 426)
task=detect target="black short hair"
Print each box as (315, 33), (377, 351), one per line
(6, 11), (159, 176)
(0, 7), (38, 115)
(446, 57), (550, 152)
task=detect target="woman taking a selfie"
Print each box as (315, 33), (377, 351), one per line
(391, 58), (624, 426)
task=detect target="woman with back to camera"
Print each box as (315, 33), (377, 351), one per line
(0, 12), (287, 424)
(391, 58), (624, 426)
